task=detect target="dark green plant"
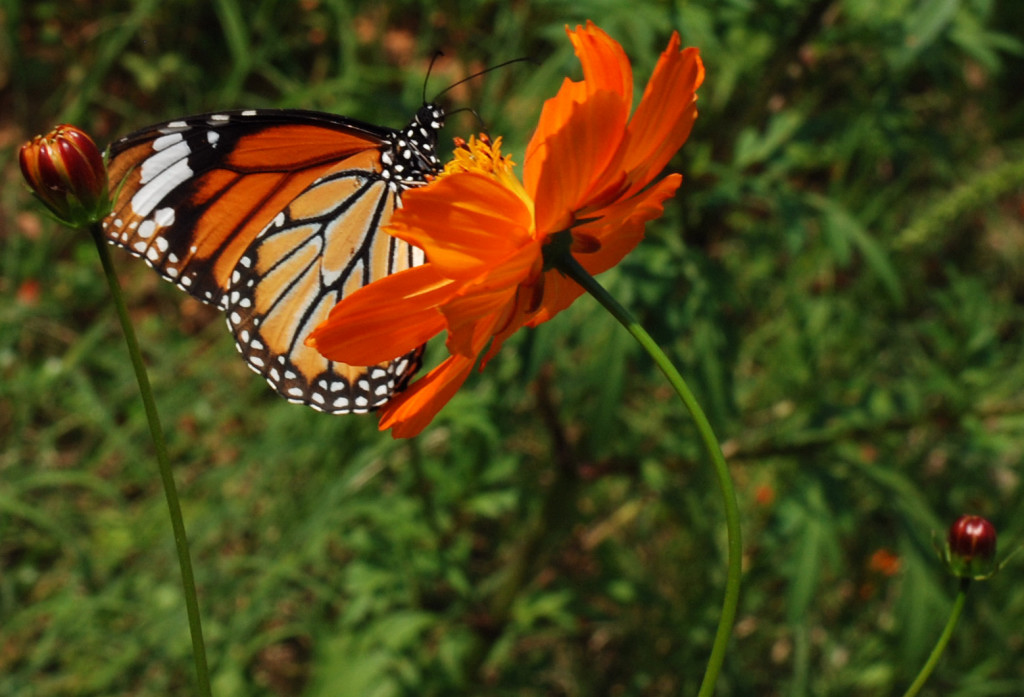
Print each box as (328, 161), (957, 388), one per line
(4, 1), (1023, 695)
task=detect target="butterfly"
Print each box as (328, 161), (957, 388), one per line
(102, 103), (445, 414)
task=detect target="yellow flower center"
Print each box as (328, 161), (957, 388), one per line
(441, 134), (535, 223)
(441, 134), (514, 176)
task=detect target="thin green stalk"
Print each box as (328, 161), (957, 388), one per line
(900, 578), (970, 697)
(555, 252), (742, 697)
(88, 224), (212, 697)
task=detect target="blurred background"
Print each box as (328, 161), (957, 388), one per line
(3, 1), (1024, 695)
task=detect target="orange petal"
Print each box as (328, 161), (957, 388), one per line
(524, 78), (587, 188)
(379, 353), (477, 438)
(388, 172), (534, 279)
(568, 21), (633, 107)
(439, 239), (538, 353)
(524, 22), (632, 206)
(442, 294), (511, 357)
(381, 305), (507, 437)
(458, 238), (544, 298)
(307, 264), (456, 365)
(441, 281), (522, 358)
(526, 174), (682, 326)
(620, 39), (704, 195)
(526, 270), (587, 328)
(528, 89), (629, 234)
(478, 280), (543, 367)
(574, 174), (681, 276)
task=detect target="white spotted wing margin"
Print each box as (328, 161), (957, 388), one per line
(101, 105), (444, 414)
(224, 167), (426, 414)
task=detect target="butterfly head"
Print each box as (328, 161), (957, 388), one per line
(386, 103), (445, 188)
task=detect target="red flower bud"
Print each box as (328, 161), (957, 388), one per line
(19, 124), (110, 227)
(947, 515), (997, 579)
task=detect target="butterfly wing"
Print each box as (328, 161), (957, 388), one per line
(225, 163), (425, 412)
(104, 109), (396, 308)
(103, 109), (434, 412)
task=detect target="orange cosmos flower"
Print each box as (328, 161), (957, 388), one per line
(307, 21), (704, 437)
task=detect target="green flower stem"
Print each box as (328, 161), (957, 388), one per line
(88, 224), (212, 697)
(901, 578), (971, 697)
(555, 252), (741, 697)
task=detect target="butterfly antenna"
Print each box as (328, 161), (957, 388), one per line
(423, 50), (444, 105)
(446, 107), (489, 132)
(431, 56), (534, 103)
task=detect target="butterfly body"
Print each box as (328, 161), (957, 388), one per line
(103, 104), (445, 413)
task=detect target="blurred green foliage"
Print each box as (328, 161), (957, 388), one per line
(3, 0), (1024, 695)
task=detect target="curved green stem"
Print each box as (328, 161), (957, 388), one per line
(900, 578), (970, 697)
(554, 252), (741, 697)
(88, 224), (212, 697)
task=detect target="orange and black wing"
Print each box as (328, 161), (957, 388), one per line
(103, 107), (442, 412)
(224, 159), (425, 412)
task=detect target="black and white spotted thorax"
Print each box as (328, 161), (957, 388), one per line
(380, 103), (445, 191)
